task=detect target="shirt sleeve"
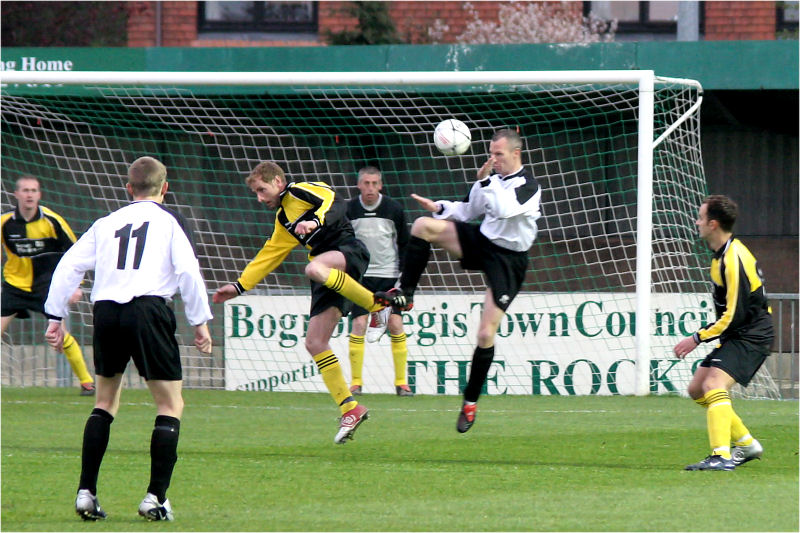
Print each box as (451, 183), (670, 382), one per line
(697, 247), (747, 342)
(433, 181), (488, 222)
(44, 223), (97, 320)
(171, 223), (213, 326)
(237, 224), (297, 291)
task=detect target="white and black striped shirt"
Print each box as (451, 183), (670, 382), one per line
(45, 201), (212, 326)
(434, 167), (541, 252)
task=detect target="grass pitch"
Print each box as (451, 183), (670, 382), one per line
(1, 387), (797, 532)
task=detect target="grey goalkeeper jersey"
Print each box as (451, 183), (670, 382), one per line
(347, 194), (410, 279)
(45, 200), (212, 326)
(434, 167), (541, 252)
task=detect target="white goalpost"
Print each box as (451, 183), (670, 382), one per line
(0, 69), (781, 399)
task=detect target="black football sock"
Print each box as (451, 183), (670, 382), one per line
(147, 415), (180, 504)
(399, 236), (431, 296)
(79, 408), (114, 495)
(463, 346), (495, 403)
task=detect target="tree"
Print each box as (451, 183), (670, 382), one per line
(429, 1), (616, 45)
(324, 1), (403, 45)
(1, 1), (128, 47)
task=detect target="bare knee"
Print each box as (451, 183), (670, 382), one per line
(687, 381), (704, 400)
(411, 217), (435, 240)
(387, 315), (404, 335)
(476, 325), (497, 348)
(304, 261), (325, 282)
(350, 315), (368, 336)
(305, 338), (328, 355)
(166, 396), (184, 418)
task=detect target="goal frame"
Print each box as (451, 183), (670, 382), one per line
(0, 69), (704, 396)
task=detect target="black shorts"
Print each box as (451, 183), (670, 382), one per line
(1, 282), (47, 319)
(93, 296), (182, 381)
(700, 338), (769, 387)
(455, 222), (529, 311)
(350, 277), (402, 319)
(309, 239), (370, 318)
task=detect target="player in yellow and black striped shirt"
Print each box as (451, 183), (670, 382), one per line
(674, 195), (774, 471)
(213, 161), (388, 445)
(1, 175), (95, 395)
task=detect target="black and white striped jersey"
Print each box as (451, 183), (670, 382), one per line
(433, 167), (541, 252)
(347, 194), (410, 279)
(44, 200), (212, 326)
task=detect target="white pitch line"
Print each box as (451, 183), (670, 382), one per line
(2, 398), (622, 415)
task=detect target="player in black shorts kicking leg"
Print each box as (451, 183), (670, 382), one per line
(376, 129), (543, 432)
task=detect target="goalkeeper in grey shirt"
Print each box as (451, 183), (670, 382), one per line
(346, 166), (413, 396)
(376, 129), (542, 433)
(44, 156), (213, 522)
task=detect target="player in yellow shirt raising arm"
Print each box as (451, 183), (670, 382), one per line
(214, 161), (386, 444)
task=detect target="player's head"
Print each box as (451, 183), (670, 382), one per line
(13, 174), (42, 211)
(247, 161), (285, 186)
(247, 161), (286, 209)
(357, 166), (382, 205)
(128, 157), (167, 199)
(489, 129), (523, 176)
(699, 194), (738, 237)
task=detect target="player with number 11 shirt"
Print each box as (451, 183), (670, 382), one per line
(44, 156), (212, 522)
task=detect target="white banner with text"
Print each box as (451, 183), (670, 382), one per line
(223, 293), (714, 395)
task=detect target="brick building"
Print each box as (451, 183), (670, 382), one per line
(125, 1), (795, 47)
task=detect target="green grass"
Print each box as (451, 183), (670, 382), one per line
(1, 387), (797, 531)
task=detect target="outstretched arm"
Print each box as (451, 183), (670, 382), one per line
(213, 283), (239, 304)
(410, 193), (440, 213)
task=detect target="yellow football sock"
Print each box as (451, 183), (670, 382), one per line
(323, 269), (381, 312)
(349, 334), (365, 388)
(313, 350), (357, 414)
(705, 388), (733, 459)
(730, 411), (753, 446)
(390, 332), (408, 386)
(62, 333), (93, 385)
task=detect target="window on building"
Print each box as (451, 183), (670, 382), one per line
(584, 1), (681, 35)
(198, 1), (317, 33)
(777, 1), (799, 33)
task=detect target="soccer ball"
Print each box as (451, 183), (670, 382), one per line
(433, 119), (471, 156)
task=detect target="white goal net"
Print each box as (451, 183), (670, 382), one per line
(0, 70), (780, 399)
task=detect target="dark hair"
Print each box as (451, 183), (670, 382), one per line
(492, 128), (523, 151)
(703, 194), (738, 232)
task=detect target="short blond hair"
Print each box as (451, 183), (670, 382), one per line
(247, 161), (285, 186)
(128, 156), (166, 196)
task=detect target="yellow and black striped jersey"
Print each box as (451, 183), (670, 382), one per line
(238, 181), (356, 291)
(1, 206), (78, 294)
(696, 237), (774, 346)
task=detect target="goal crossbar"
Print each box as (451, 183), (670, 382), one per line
(1, 69), (659, 87)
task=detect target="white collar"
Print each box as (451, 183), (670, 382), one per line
(360, 194), (382, 210)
